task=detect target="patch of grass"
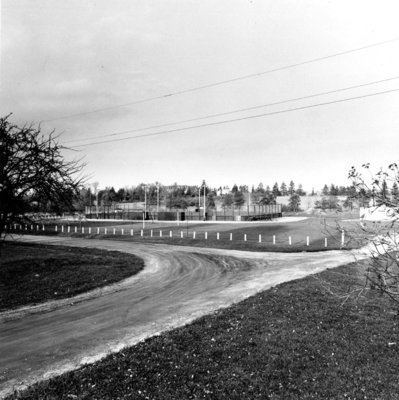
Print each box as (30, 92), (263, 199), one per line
(8, 260), (399, 399)
(0, 243), (144, 311)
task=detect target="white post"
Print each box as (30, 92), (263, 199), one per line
(68, 226), (71, 233)
(104, 228), (107, 235)
(244, 234), (247, 241)
(273, 235), (276, 244)
(230, 233), (233, 241)
(259, 234), (262, 243)
(121, 228), (124, 235)
(150, 229), (153, 237)
(113, 228), (116, 235)
(82, 227), (85, 234)
(325, 237), (328, 247)
(141, 230), (143, 237)
(341, 229), (345, 246)
(170, 230), (172, 237)
(289, 236), (292, 245)
(217, 232), (220, 240)
(61, 225), (64, 233)
(306, 236), (309, 246)
(181, 231), (183, 238)
(205, 232), (208, 240)
(31, 225), (33, 230)
(131, 229), (134, 236)
(74, 226), (77, 233)
(55, 225), (58, 232)
(203, 183), (206, 221)
(42, 225), (45, 231)
(36, 225), (39, 231)
(97, 227), (100, 234)
(193, 231), (196, 239)
(89, 227), (92, 234)
(160, 230), (162, 237)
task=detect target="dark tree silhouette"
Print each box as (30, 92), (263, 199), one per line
(0, 115), (84, 239)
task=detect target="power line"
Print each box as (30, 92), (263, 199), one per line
(65, 75), (399, 144)
(45, 37), (399, 123)
(70, 87), (399, 148)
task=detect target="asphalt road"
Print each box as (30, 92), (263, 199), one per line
(0, 235), (370, 398)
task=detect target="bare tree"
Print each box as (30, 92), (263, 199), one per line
(349, 163), (399, 306)
(0, 115), (84, 240)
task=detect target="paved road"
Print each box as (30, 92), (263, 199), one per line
(0, 235), (369, 398)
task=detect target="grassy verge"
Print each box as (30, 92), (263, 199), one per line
(0, 243), (144, 311)
(7, 260), (399, 399)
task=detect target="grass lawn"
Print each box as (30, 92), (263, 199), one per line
(0, 243), (144, 311)
(8, 214), (368, 252)
(7, 259), (399, 399)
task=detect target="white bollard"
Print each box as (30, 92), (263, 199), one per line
(55, 225), (58, 232)
(31, 225), (33, 231)
(104, 228), (107, 235)
(61, 226), (64, 233)
(131, 229), (134, 236)
(89, 227), (92, 234)
(205, 232), (208, 240)
(14, 224), (17, 230)
(325, 238), (328, 247)
(150, 230), (153, 237)
(217, 232), (220, 240)
(341, 230), (345, 246)
(68, 226), (71, 233)
(82, 227), (85, 234)
(160, 230), (162, 237)
(273, 235), (276, 245)
(259, 234), (262, 243)
(230, 233), (233, 241)
(289, 236), (292, 245)
(42, 225), (45, 231)
(75, 226), (77, 233)
(193, 231), (196, 239)
(97, 227), (100, 234)
(170, 231), (172, 237)
(244, 234), (247, 242)
(121, 229), (124, 235)
(181, 231), (183, 238)
(306, 236), (309, 246)
(113, 228), (116, 235)
(141, 230), (143, 237)
(36, 225), (39, 231)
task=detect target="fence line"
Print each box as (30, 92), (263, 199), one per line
(6, 224), (345, 248)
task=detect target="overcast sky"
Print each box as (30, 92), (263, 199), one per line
(1, 0), (399, 192)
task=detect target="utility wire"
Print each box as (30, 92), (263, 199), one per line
(45, 37), (399, 123)
(70, 87), (399, 148)
(65, 75), (399, 144)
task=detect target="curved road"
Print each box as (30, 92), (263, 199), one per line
(0, 235), (370, 397)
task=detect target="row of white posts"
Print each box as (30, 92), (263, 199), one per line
(9, 224), (346, 247)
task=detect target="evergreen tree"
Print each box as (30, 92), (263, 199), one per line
(288, 193), (301, 211)
(272, 182), (281, 197)
(280, 181), (288, 196)
(288, 180), (295, 196)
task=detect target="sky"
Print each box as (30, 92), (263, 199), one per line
(1, 0), (399, 193)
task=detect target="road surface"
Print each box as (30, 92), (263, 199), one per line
(0, 235), (369, 398)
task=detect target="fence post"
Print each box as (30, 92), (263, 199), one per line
(61, 226), (64, 233)
(244, 234), (247, 242)
(325, 237), (328, 247)
(181, 231), (183, 238)
(217, 232), (219, 240)
(42, 225), (45, 231)
(341, 229), (345, 246)
(121, 228), (124, 235)
(104, 228), (107, 235)
(55, 225), (58, 232)
(131, 229), (134, 236)
(306, 236), (309, 246)
(150, 230), (153, 237)
(89, 227), (92, 234)
(141, 230), (143, 237)
(160, 230), (162, 237)
(97, 227), (99, 234)
(273, 235), (276, 244)
(82, 227), (85, 234)
(230, 233), (233, 241)
(113, 228), (116, 235)
(36, 225), (39, 231)
(205, 232), (208, 240)
(193, 231), (196, 239)
(31, 225), (33, 231)
(75, 226), (77, 233)
(289, 236), (292, 245)
(259, 234), (262, 243)
(170, 231), (172, 237)
(68, 226), (71, 233)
